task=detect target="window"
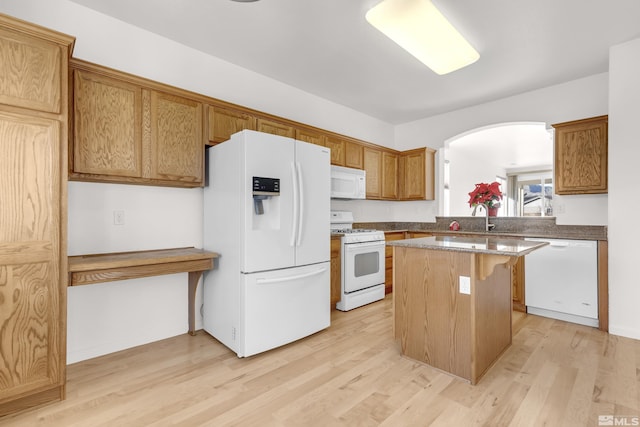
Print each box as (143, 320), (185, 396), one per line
(509, 171), (553, 217)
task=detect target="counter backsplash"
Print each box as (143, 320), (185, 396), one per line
(355, 217), (607, 241)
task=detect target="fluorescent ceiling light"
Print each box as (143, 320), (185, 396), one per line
(366, 0), (480, 75)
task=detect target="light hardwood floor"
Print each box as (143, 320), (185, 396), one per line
(2, 295), (639, 426)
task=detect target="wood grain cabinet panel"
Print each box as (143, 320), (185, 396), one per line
(330, 237), (341, 307)
(0, 26), (62, 113)
(363, 147), (382, 198)
(70, 59), (204, 188)
(295, 127), (325, 146)
(384, 231), (405, 293)
(149, 91), (203, 184)
(553, 115), (608, 194)
(73, 70), (142, 177)
(511, 256), (526, 312)
(382, 152), (398, 199)
(208, 105), (256, 145)
(399, 148), (435, 200)
(256, 117), (295, 138)
(325, 136), (346, 166)
(0, 14), (73, 416)
(345, 141), (363, 169)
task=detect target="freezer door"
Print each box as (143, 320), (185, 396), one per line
(242, 131), (296, 273)
(295, 140), (331, 266)
(240, 263), (330, 357)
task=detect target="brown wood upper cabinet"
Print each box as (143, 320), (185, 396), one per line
(0, 14), (74, 416)
(364, 147), (382, 198)
(70, 59), (204, 188)
(325, 135), (346, 166)
(345, 141), (364, 169)
(295, 127), (325, 146)
(208, 105), (256, 145)
(552, 115), (608, 195)
(256, 117), (295, 138)
(399, 147), (435, 200)
(382, 151), (398, 199)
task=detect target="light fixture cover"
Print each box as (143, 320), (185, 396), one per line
(366, 0), (479, 75)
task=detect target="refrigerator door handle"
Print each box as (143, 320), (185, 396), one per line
(290, 162), (299, 247)
(256, 267), (328, 285)
(296, 162), (304, 247)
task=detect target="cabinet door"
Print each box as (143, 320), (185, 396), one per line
(345, 141), (363, 169)
(149, 90), (203, 185)
(208, 105), (256, 145)
(512, 256), (526, 312)
(400, 148), (435, 200)
(0, 27), (62, 113)
(382, 151), (398, 199)
(330, 237), (341, 306)
(0, 112), (64, 409)
(364, 147), (382, 199)
(295, 127), (325, 146)
(73, 69), (143, 178)
(384, 232), (406, 293)
(325, 135), (346, 166)
(553, 115), (608, 194)
(256, 118), (295, 138)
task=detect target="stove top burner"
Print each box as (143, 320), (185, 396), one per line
(332, 228), (378, 234)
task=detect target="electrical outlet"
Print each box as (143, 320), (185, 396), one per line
(113, 210), (125, 225)
(459, 276), (471, 295)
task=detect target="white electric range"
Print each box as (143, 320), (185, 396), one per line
(330, 211), (386, 311)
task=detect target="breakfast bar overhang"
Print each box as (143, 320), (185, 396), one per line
(389, 236), (547, 384)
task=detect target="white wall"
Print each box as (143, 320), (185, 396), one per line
(0, 0), (394, 363)
(608, 37), (640, 340)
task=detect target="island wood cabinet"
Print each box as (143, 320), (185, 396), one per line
(552, 115), (608, 195)
(0, 14), (74, 416)
(207, 105), (256, 145)
(399, 147), (435, 200)
(70, 59), (204, 188)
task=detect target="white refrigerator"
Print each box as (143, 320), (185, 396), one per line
(203, 130), (331, 357)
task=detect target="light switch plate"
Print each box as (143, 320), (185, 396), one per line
(459, 276), (471, 295)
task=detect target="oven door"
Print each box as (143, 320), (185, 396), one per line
(343, 240), (385, 293)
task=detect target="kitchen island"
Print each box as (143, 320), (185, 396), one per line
(388, 235), (547, 384)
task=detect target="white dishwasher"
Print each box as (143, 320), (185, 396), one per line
(524, 238), (598, 327)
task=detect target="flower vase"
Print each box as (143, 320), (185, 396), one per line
(488, 206), (498, 217)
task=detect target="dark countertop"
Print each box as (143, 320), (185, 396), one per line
(356, 217), (607, 241)
(388, 235), (548, 256)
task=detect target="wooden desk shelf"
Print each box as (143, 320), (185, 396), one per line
(68, 247), (219, 335)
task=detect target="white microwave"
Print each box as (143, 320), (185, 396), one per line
(331, 165), (366, 199)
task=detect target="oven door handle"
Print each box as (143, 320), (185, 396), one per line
(344, 241), (385, 250)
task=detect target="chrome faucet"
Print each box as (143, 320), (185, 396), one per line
(472, 204), (495, 232)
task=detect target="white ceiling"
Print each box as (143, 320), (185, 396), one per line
(70, 0), (640, 125)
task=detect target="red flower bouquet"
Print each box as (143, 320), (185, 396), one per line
(468, 182), (503, 208)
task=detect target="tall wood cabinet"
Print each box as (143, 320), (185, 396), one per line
(70, 59), (204, 188)
(0, 14), (74, 416)
(552, 115), (608, 195)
